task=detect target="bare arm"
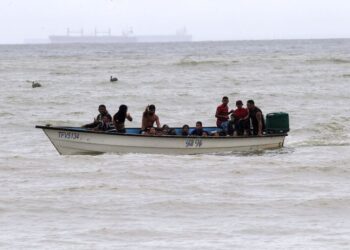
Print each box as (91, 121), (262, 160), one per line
(141, 116), (146, 130)
(155, 115), (161, 128)
(127, 113), (133, 122)
(215, 109), (220, 118)
(256, 112), (263, 136)
(93, 115), (98, 123)
(92, 123), (100, 131)
(242, 109), (250, 120)
(113, 120), (117, 130)
(215, 109), (230, 119)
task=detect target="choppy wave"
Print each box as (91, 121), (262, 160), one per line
(291, 120), (350, 147)
(0, 112), (14, 117)
(2, 40), (350, 249)
(59, 184), (112, 192)
(175, 58), (239, 66)
(330, 58), (350, 64)
(65, 111), (86, 115)
(35, 120), (79, 126)
(295, 198), (350, 208)
(306, 57), (350, 64)
(292, 141), (350, 147)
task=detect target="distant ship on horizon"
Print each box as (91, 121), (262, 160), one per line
(49, 27), (192, 44)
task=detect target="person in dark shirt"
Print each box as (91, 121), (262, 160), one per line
(113, 104), (132, 133)
(215, 96), (233, 133)
(93, 114), (113, 131)
(161, 124), (177, 135)
(190, 121), (209, 136)
(247, 100), (265, 136)
(202, 131), (209, 137)
(181, 124), (190, 136)
(83, 104), (112, 128)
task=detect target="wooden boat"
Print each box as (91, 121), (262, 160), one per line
(35, 125), (288, 155)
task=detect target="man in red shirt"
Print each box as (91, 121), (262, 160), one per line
(215, 96), (233, 133)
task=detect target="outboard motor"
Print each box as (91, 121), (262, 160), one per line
(266, 112), (289, 134)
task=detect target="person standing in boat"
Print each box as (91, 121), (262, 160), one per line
(82, 104), (112, 128)
(141, 104), (161, 131)
(113, 104), (133, 133)
(215, 96), (233, 134)
(246, 100), (265, 136)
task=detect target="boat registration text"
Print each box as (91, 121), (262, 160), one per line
(58, 131), (80, 140)
(185, 138), (202, 148)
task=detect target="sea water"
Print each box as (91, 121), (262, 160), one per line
(0, 40), (350, 249)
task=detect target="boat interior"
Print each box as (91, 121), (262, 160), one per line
(72, 126), (221, 135)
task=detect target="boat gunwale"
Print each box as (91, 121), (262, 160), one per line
(35, 125), (288, 139)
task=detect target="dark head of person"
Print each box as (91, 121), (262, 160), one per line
(196, 121), (203, 131)
(148, 127), (156, 135)
(98, 104), (107, 115)
(115, 104), (128, 123)
(191, 121), (206, 136)
(148, 104), (156, 114)
(247, 100), (255, 111)
(222, 96), (229, 106)
(161, 124), (176, 135)
(144, 104), (156, 118)
(182, 124), (190, 136)
(162, 124), (169, 133)
(236, 100), (243, 108)
(142, 104), (155, 118)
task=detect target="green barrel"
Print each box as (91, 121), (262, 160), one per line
(266, 112), (289, 134)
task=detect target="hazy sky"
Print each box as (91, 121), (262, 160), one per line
(1, 0), (350, 44)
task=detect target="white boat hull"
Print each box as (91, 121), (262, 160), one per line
(37, 126), (287, 155)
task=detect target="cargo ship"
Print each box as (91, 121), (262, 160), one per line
(49, 28), (192, 44)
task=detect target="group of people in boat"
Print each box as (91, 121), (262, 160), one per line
(82, 97), (265, 136)
(216, 96), (265, 136)
(82, 104), (132, 133)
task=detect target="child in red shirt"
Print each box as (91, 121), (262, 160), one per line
(230, 100), (249, 135)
